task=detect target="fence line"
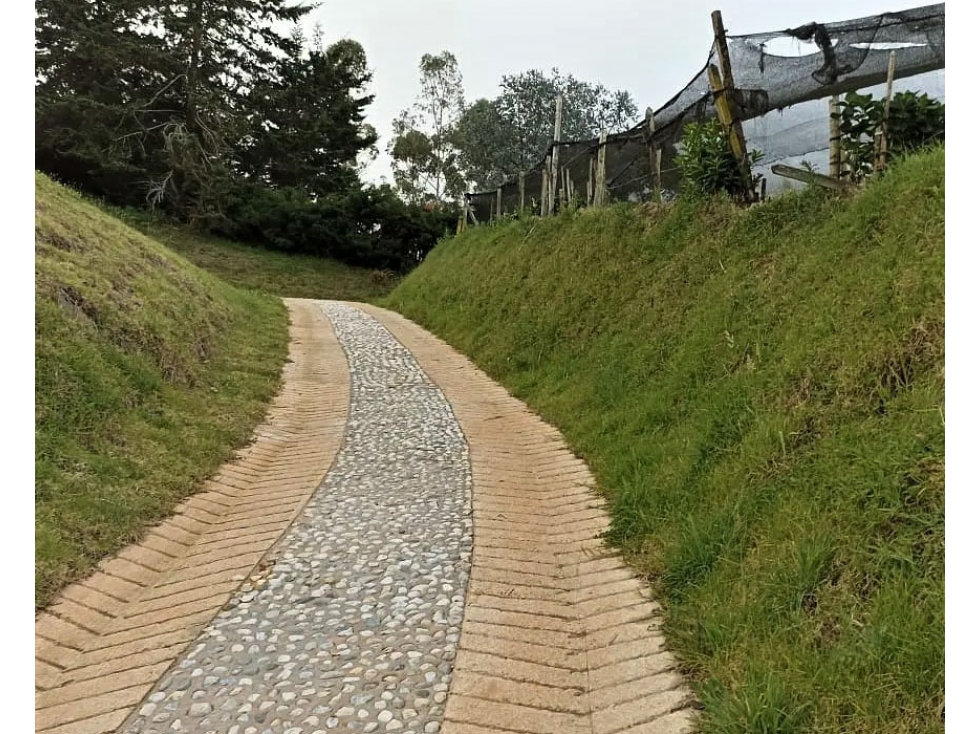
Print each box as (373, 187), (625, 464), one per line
(464, 2), (944, 223)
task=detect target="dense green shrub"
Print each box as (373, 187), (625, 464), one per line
(837, 90), (945, 180)
(675, 120), (762, 199)
(215, 182), (456, 273)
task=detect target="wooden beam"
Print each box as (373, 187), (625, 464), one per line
(707, 63), (755, 201)
(518, 172), (525, 212)
(710, 10), (755, 201)
(496, 187), (503, 220)
(771, 164), (851, 191)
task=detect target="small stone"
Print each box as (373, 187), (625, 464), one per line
(139, 703), (157, 717)
(336, 706), (355, 716)
(424, 723), (440, 733)
(189, 703), (213, 717)
(377, 710), (393, 723)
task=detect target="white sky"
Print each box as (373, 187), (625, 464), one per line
(305, 0), (934, 184)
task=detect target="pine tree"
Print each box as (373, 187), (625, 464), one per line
(236, 34), (377, 199)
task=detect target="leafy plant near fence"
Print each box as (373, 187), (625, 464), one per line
(837, 90), (945, 180)
(675, 120), (763, 199)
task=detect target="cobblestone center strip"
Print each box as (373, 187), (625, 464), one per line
(119, 303), (473, 734)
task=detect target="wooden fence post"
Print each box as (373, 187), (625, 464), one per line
(541, 154), (551, 216)
(518, 172), (525, 212)
(496, 187), (503, 220)
(829, 95), (841, 179)
(710, 9), (755, 201)
(645, 108), (662, 202)
(547, 94), (564, 215)
(587, 156), (595, 205)
(594, 131), (608, 207)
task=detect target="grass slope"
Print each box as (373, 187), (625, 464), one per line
(120, 214), (395, 301)
(35, 174), (288, 609)
(386, 148), (945, 734)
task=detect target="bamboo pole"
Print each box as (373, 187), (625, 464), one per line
(876, 50), (897, 172)
(829, 95), (841, 179)
(711, 10), (755, 201)
(594, 131), (608, 207)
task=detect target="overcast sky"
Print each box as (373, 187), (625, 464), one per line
(303, 0), (934, 184)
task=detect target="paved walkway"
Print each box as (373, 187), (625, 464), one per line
(35, 300), (697, 734)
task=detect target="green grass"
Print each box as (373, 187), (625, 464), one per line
(117, 212), (396, 301)
(385, 147), (945, 734)
(35, 173), (289, 609)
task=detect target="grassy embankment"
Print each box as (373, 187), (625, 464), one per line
(385, 148), (945, 734)
(120, 213), (395, 301)
(35, 173), (289, 608)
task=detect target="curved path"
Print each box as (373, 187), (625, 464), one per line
(35, 300), (698, 734)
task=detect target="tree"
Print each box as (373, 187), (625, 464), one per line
(388, 52), (466, 203)
(146, 0), (311, 221)
(35, 0), (171, 203)
(36, 0), (315, 220)
(235, 34), (377, 199)
(454, 68), (638, 191)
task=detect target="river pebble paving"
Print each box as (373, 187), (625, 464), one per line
(120, 302), (473, 734)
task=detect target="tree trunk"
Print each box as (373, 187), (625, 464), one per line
(185, 0), (205, 132)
